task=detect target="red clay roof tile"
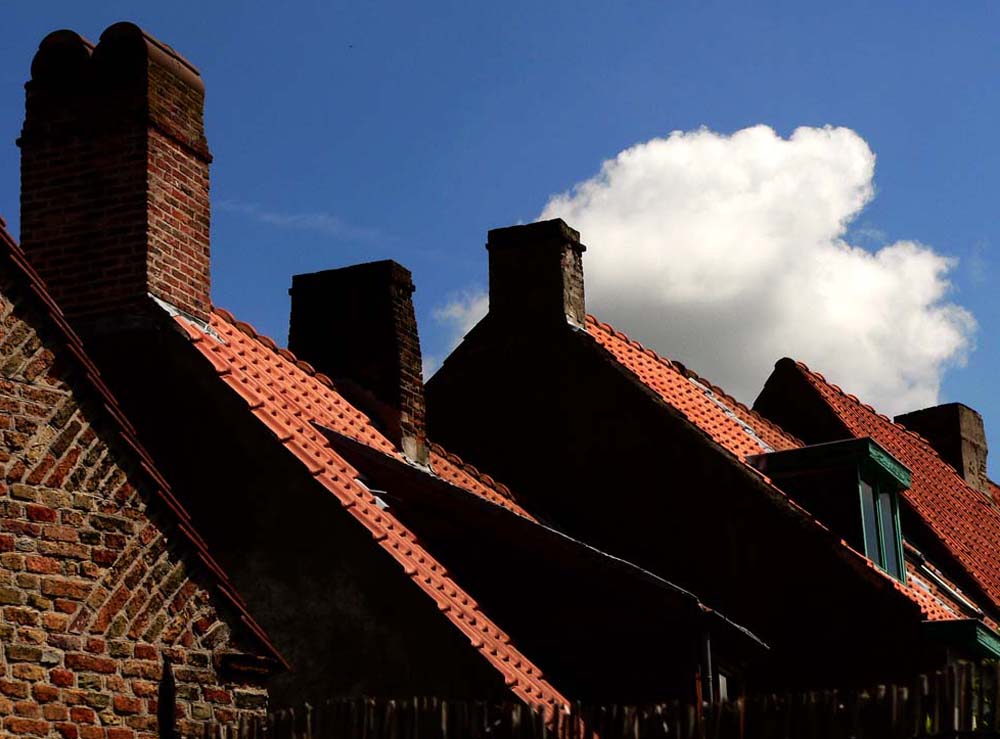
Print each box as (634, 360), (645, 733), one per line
(585, 314), (990, 625)
(792, 361), (1000, 614)
(586, 315), (801, 457)
(175, 308), (567, 707)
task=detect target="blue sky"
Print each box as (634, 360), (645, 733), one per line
(3, 2), (1000, 464)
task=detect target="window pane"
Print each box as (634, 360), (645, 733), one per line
(878, 490), (901, 578)
(860, 479), (881, 566)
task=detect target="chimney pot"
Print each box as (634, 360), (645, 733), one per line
(486, 218), (587, 329)
(894, 403), (991, 499)
(288, 260), (429, 465)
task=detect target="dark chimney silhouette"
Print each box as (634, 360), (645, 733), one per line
(487, 219), (587, 330)
(288, 261), (429, 465)
(894, 403), (991, 499)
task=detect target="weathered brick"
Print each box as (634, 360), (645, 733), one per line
(69, 706), (96, 724)
(5, 644), (42, 662)
(65, 653), (116, 674)
(0, 680), (28, 699)
(30, 683), (58, 703)
(43, 703), (69, 721)
(233, 690), (268, 709)
(112, 694), (142, 715)
(4, 716), (49, 735)
(50, 668), (74, 687)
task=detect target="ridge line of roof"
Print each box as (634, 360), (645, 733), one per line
(586, 315), (804, 448)
(0, 224), (286, 668)
(791, 359), (1000, 514)
(429, 442), (516, 501)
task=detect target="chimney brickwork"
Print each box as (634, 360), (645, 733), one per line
(288, 261), (429, 464)
(487, 219), (587, 329)
(894, 403), (991, 498)
(19, 22), (212, 330)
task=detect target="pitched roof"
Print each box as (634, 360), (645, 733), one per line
(173, 307), (567, 708)
(0, 219), (285, 668)
(586, 316), (801, 457)
(584, 314), (986, 626)
(788, 359), (1000, 614)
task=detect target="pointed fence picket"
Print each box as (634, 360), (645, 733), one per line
(194, 662), (1000, 739)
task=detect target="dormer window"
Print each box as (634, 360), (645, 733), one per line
(859, 473), (904, 579)
(748, 437), (910, 583)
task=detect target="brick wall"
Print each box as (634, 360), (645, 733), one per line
(0, 262), (267, 736)
(19, 23), (212, 331)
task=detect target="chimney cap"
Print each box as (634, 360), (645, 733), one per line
(487, 219), (585, 252)
(289, 260), (414, 293)
(895, 402), (982, 423)
(30, 30), (93, 85)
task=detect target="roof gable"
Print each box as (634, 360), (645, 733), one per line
(583, 314), (988, 625)
(0, 219), (283, 668)
(586, 316), (801, 457)
(779, 359), (1000, 614)
(173, 307), (567, 708)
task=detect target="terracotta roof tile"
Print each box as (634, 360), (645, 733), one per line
(0, 223), (285, 668)
(584, 315), (991, 625)
(175, 308), (566, 707)
(586, 316), (801, 457)
(793, 361), (1000, 614)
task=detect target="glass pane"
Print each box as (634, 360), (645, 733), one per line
(860, 479), (881, 566)
(879, 490), (901, 578)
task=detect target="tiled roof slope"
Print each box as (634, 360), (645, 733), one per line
(584, 315), (984, 625)
(0, 220), (284, 667)
(586, 316), (800, 457)
(791, 360), (1000, 613)
(174, 308), (566, 708)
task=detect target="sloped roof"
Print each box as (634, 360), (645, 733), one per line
(584, 314), (982, 625)
(0, 219), (285, 668)
(587, 316), (801, 457)
(173, 307), (567, 708)
(787, 359), (1000, 614)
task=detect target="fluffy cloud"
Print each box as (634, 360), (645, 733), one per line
(539, 125), (974, 414)
(437, 125), (975, 414)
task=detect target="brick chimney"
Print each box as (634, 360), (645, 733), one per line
(487, 219), (587, 329)
(18, 22), (212, 332)
(288, 261), (429, 465)
(894, 403), (990, 498)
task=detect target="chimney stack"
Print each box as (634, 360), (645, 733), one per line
(894, 403), (991, 498)
(487, 219), (587, 329)
(19, 22), (212, 332)
(288, 261), (429, 465)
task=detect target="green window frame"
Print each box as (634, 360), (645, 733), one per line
(858, 471), (905, 582)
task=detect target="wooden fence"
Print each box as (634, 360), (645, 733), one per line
(205, 662), (1000, 739)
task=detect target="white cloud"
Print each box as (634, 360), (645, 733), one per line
(426, 289), (489, 378)
(534, 125), (974, 415)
